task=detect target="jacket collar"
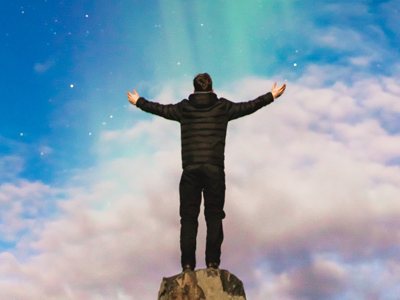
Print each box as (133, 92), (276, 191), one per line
(188, 92), (218, 108)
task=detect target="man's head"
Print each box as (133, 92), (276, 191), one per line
(193, 73), (213, 92)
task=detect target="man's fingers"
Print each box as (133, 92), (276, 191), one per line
(272, 82), (287, 92)
(271, 83), (286, 99)
(127, 89), (139, 98)
(127, 91), (135, 101)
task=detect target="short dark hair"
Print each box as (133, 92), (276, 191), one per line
(193, 73), (213, 92)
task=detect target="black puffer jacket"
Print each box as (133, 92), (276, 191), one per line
(136, 92), (274, 169)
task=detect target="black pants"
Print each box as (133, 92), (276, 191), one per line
(179, 163), (226, 269)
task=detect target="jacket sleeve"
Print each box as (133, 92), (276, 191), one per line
(136, 97), (182, 121)
(226, 92), (274, 121)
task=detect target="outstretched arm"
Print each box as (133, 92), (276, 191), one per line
(127, 88), (181, 121)
(227, 82), (286, 121)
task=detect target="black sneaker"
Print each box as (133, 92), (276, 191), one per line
(206, 262), (219, 269)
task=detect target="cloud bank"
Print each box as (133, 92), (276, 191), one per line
(1, 63), (400, 299)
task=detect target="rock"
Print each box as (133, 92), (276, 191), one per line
(158, 268), (246, 300)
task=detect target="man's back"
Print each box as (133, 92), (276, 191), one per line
(136, 91), (274, 169)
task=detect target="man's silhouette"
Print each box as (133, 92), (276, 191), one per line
(127, 73), (286, 272)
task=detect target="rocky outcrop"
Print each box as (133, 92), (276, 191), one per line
(158, 268), (246, 300)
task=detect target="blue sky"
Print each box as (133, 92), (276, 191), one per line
(1, 0), (398, 182)
(1, 1), (400, 299)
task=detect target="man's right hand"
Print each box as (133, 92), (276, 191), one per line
(271, 82), (286, 99)
(127, 89), (140, 105)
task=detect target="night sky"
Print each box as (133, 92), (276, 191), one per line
(1, 1), (400, 299)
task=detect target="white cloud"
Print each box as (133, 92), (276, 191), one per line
(0, 155), (24, 181)
(349, 56), (374, 67)
(1, 64), (400, 299)
(33, 58), (55, 73)
(250, 256), (348, 300)
(0, 180), (54, 243)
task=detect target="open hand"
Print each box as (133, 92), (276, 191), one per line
(127, 89), (140, 105)
(271, 82), (286, 99)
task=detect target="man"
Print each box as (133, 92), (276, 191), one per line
(127, 73), (286, 272)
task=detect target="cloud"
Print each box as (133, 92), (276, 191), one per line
(0, 136), (30, 180)
(0, 155), (24, 181)
(293, 1), (397, 77)
(0, 180), (54, 244)
(33, 58), (55, 74)
(258, 256), (348, 300)
(1, 63), (400, 299)
(379, 0), (400, 40)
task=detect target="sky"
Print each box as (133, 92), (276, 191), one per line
(1, 0), (400, 299)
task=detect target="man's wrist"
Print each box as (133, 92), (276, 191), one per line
(268, 91), (275, 101)
(136, 97), (143, 107)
